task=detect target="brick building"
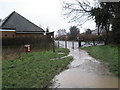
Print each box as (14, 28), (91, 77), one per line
(0, 11), (54, 38)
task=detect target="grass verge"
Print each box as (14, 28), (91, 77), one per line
(81, 45), (119, 77)
(2, 48), (73, 88)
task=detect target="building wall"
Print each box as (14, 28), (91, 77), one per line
(1, 31), (53, 39)
(1, 31), (44, 38)
(1, 31), (16, 38)
(16, 33), (43, 38)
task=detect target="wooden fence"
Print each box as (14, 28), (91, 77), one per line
(2, 36), (53, 60)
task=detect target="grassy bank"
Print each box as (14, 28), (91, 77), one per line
(81, 45), (119, 77)
(2, 48), (73, 88)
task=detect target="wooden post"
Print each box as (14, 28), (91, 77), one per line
(51, 33), (55, 53)
(72, 41), (74, 49)
(77, 37), (81, 48)
(78, 40), (81, 47)
(93, 39), (95, 46)
(65, 40), (67, 48)
(53, 40), (55, 52)
(58, 41), (59, 48)
(53, 36), (55, 52)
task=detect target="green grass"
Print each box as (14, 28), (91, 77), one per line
(81, 45), (119, 77)
(2, 48), (73, 88)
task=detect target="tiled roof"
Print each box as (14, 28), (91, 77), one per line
(0, 11), (45, 32)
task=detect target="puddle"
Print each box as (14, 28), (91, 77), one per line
(50, 70), (118, 88)
(49, 41), (119, 88)
(58, 52), (64, 55)
(50, 55), (69, 61)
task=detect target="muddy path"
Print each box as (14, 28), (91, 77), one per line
(49, 41), (119, 88)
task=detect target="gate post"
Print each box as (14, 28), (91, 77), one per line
(93, 39), (95, 46)
(65, 40), (67, 48)
(72, 41), (74, 49)
(77, 37), (81, 48)
(78, 40), (81, 47)
(58, 41), (59, 48)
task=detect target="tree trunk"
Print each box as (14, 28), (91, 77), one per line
(104, 25), (109, 45)
(97, 24), (100, 36)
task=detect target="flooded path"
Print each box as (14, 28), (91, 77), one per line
(50, 41), (119, 88)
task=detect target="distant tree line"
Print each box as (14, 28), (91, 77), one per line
(55, 26), (80, 41)
(55, 26), (103, 42)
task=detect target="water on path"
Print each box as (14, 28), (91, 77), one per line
(49, 41), (119, 88)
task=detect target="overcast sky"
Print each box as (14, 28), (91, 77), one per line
(0, 0), (96, 34)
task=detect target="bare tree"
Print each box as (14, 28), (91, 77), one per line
(62, 0), (97, 26)
(57, 29), (67, 37)
(62, 0), (116, 44)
